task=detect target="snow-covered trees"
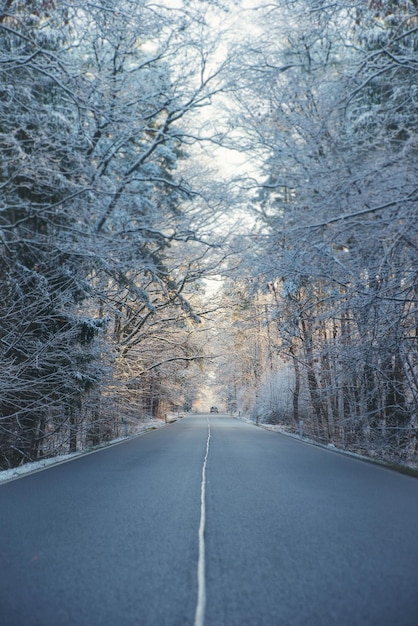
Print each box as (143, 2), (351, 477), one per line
(225, 0), (418, 463)
(0, 0), (228, 468)
(2, 0), (416, 469)
(0, 0), (106, 466)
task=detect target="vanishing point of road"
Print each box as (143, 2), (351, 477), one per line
(1, 413), (418, 625)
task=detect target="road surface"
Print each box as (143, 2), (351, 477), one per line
(1, 414), (418, 625)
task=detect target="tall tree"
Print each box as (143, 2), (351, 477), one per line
(0, 0), (106, 467)
(0, 0), (232, 467)
(226, 0), (418, 461)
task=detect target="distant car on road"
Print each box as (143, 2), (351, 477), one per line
(210, 406), (219, 413)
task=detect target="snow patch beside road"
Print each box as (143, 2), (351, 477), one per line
(0, 417), (168, 484)
(239, 417), (418, 476)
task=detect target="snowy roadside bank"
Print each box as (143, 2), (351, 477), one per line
(236, 416), (418, 478)
(0, 416), (174, 485)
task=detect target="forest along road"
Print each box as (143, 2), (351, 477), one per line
(1, 415), (418, 626)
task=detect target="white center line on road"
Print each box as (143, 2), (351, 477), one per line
(194, 416), (211, 626)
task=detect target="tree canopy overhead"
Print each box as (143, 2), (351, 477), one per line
(0, 0), (230, 468)
(214, 0), (418, 465)
(1, 0), (417, 469)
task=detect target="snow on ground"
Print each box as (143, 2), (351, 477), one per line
(0, 416), (171, 484)
(237, 415), (418, 474)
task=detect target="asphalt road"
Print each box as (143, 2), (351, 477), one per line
(1, 414), (418, 626)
